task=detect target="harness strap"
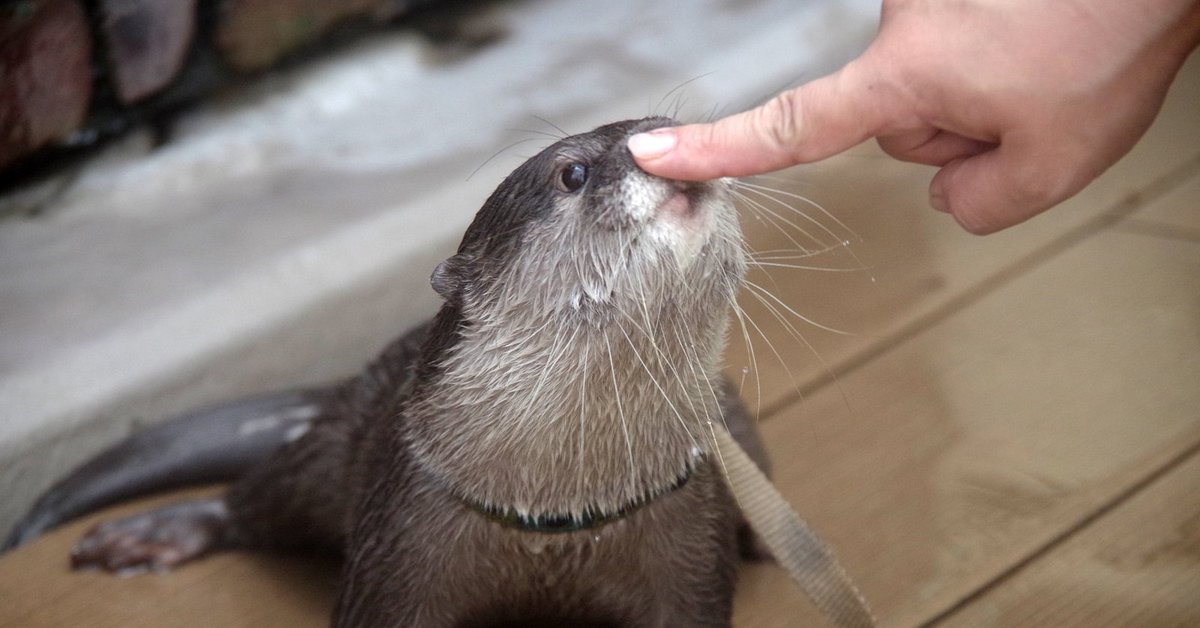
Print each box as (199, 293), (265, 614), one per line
(713, 424), (876, 628)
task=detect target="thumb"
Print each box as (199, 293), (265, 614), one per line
(629, 62), (891, 181)
(931, 140), (1077, 235)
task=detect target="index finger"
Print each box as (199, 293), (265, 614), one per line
(629, 63), (893, 180)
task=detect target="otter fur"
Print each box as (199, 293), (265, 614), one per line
(6, 118), (772, 628)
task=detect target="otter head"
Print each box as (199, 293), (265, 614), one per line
(433, 117), (742, 327)
(416, 118), (746, 517)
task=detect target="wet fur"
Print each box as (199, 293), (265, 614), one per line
(16, 118), (773, 627)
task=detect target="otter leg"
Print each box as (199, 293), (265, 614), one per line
(69, 403), (364, 574)
(70, 498), (229, 574)
(218, 410), (365, 553)
(218, 323), (429, 554)
(62, 323), (428, 575)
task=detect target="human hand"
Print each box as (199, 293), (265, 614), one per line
(630, 0), (1200, 234)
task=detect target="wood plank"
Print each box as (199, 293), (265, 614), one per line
(731, 229), (1200, 627)
(938, 451), (1200, 628)
(725, 53), (1200, 415)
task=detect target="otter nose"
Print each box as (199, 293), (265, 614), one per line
(621, 117), (679, 174)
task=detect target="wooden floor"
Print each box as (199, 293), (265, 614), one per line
(2, 58), (1198, 628)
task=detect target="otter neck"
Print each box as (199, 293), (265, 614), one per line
(409, 307), (730, 519)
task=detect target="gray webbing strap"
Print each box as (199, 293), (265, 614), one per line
(714, 425), (876, 628)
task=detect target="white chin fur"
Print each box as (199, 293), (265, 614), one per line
(647, 207), (712, 270)
(622, 177), (715, 271)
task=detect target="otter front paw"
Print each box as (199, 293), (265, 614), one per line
(70, 498), (229, 575)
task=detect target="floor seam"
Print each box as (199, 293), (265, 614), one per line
(1112, 218), (1200, 244)
(918, 436), (1200, 628)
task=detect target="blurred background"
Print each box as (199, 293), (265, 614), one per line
(0, 0), (876, 528)
(1, 0), (1198, 626)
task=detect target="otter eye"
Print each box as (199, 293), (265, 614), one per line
(558, 162), (588, 193)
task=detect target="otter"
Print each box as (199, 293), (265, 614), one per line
(5, 118), (857, 627)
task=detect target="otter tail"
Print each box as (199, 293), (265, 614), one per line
(2, 389), (332, 552)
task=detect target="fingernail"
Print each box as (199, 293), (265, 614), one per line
(929, 190), (949, 213)
(627, 130), (677, 160)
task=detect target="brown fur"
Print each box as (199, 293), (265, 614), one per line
(60, 118), (773, 627)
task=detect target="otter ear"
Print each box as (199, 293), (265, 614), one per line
(430, 255), (466, 301)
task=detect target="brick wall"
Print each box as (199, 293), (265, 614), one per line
(0, 0), (440, 183)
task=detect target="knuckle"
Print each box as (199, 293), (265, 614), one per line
(756, 90), (806, 159)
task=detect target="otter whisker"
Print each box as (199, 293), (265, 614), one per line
(701, 101), (724, 124)
(674, 316), (727, 434)
(468, 137), (552, 181)
(747, 242), (851, 259)
(746, 261), (866, 272)
(665, 310), (722, 416)
(670, 316), (733, 489)
(741, 283), (851, 409)
(730, 189), (827, 256)
(653, 73), (715, 118)
(507, 127), (568, 142)
(742, 173), (809, 185)
(630, 265), (661, 350)
(728, 299), (765, 420)
(734, 297), (808, 405)
(616, 324), (699, 451)
(576, 335), (589, 493)
(743, 279), (851, 337)
(668, 95), (690, 122)
(623, 303), (716, 455)
(730, 188), (832, 254)
(734, 181), (874, 279)
(743, 250), (803, 320)
(705, 414), (733, 508)
(530, 114), (569, 138)
(603, 331), (638, 497)
(616, 293), (714, 458)
(526, 320), (581, 430)
(738, 358), (749, 396)
(658, 228), (737, 437)
(735, 180), (858, 242)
